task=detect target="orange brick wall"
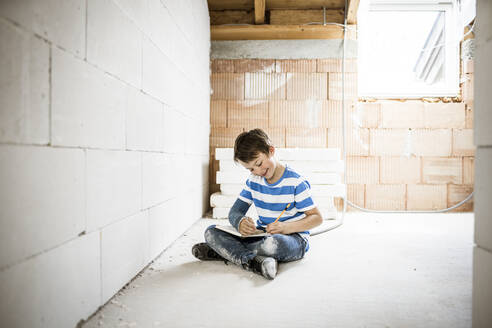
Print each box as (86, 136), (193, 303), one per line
(209, 58), (474, 212)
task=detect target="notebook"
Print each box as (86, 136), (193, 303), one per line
(215, 225), (270, 238)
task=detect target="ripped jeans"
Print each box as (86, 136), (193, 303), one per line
(204, 225), (307, 266)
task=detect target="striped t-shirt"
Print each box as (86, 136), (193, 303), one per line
(238, 165), (316, 240)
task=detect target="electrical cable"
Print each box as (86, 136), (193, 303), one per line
(217, 22), (357, 30)
(346, 191), (474, 214)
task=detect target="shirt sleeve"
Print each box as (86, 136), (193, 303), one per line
(228, 198), (251, 230)
(294, 179), (315, 212)
(237, 179), (253, 205)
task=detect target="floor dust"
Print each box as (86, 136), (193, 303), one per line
(81, 213), (473, 328)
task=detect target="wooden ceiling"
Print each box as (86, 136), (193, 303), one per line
(208, 0), (359, 40)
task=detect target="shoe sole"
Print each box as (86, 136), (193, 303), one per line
(192, 244), (222, 261)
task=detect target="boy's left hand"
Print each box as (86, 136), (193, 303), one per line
(266, 221), (288, 234)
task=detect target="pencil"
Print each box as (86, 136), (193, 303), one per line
(273, 203), (291, 224)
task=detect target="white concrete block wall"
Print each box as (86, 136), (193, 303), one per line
(0, 231), (101, 328)
(52, 47), (127, 149)
(142, 37), (182, 106)
(87, 0), (142, 88)
(0, 145), (85, 269)
(0, 0), (210, 326)
(0, 0), (86, 57)
(163, 106), (186, 153)
(86, 149), (141, 231)
(101, 211), (149, 303)
(148, 198), (180, 260)
(145, 0), (186, 70)
(473, 1), (492, 327)
(0, 20), (50, 144)
(126, 89), (164, 151)
(142, 152), (175, 209)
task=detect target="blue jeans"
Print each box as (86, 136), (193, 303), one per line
(204, 225), (307, 266)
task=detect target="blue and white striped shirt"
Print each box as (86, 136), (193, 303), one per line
(238, 165), (316, 238)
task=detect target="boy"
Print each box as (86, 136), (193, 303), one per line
(192, 129), (322, 280)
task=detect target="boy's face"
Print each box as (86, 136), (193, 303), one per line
(238, 147), (276, 180)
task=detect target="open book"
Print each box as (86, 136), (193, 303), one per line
(215, 225), (270, 238)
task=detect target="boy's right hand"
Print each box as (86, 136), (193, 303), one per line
(239, 217), (258, 236)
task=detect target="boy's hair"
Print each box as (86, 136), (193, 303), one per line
(234, 129), (273, 163)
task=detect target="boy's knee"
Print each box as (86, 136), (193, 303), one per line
(204, 225), (217, 242)
(260, 236), (279, 256)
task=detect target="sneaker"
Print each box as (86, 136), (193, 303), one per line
(192, 243), (224, 261)
(243, 256), (278, 280)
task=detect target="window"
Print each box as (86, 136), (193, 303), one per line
(358, 0), (460, 98)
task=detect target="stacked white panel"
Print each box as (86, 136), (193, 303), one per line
(211, 148), (345, 220)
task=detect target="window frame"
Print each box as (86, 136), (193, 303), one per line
(358, 1), (460, 98)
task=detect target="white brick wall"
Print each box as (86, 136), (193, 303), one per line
(126, 89), (165, 151)
(0, 0), (210, 325)
(148, 198), (180, 260)
(0, 20), (50, 144)
(473, 1), (492, 327)
(52, 47), (127, 149)
(142, 37), (186, 106)
(101, 211), (149, 303)
(475, 2), (492, 147)
(146, 0), (184, 67)
(142, 152), (175, 209)
(87, 0), (142, 88)
(86, 149), (141, 231)
(0, 145), (85, 269)
(0, 0), (86, 57)
(163, 106), (186, 153)
(0, 231), (101, 328)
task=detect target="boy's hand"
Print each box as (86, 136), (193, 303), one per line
(266, 221), (288, 234)
(239, 217), (259, 236)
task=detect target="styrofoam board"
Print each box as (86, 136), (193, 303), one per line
(212, 206), (258, 220)
(219, 159), (344, 173)
(220, 183), (346, 197)
(305, 173), (341, 184)
(212, 206), (337, 220)
(210, 192), (235, 207)
(311, 184), (346, 197)
(215, 148), (340, 161)
(211, 191), (335, 209)
(219, 184), (242, 195)
(216, 171), (249, 184)
(216, 171), (342, 185)
(283, 160), (344, 173)
(311, 195), (335, 209)
(219, 160), (246, 172)
(215, 148), (233, 161)
(277, 148), (340, 161)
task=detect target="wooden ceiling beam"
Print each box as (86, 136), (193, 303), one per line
(346, 0), (360, 24)
(211, 24), (356, 40)
(266, 0), (344, 9)
(210, 10), (255, 25)
(208, 0), (254, 10)
(255, 0), (266, 24)
(270, 9), (344, 25)
(207, 0), (345, 10)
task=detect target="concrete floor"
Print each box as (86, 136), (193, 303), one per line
(82, 213), (473, 328)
